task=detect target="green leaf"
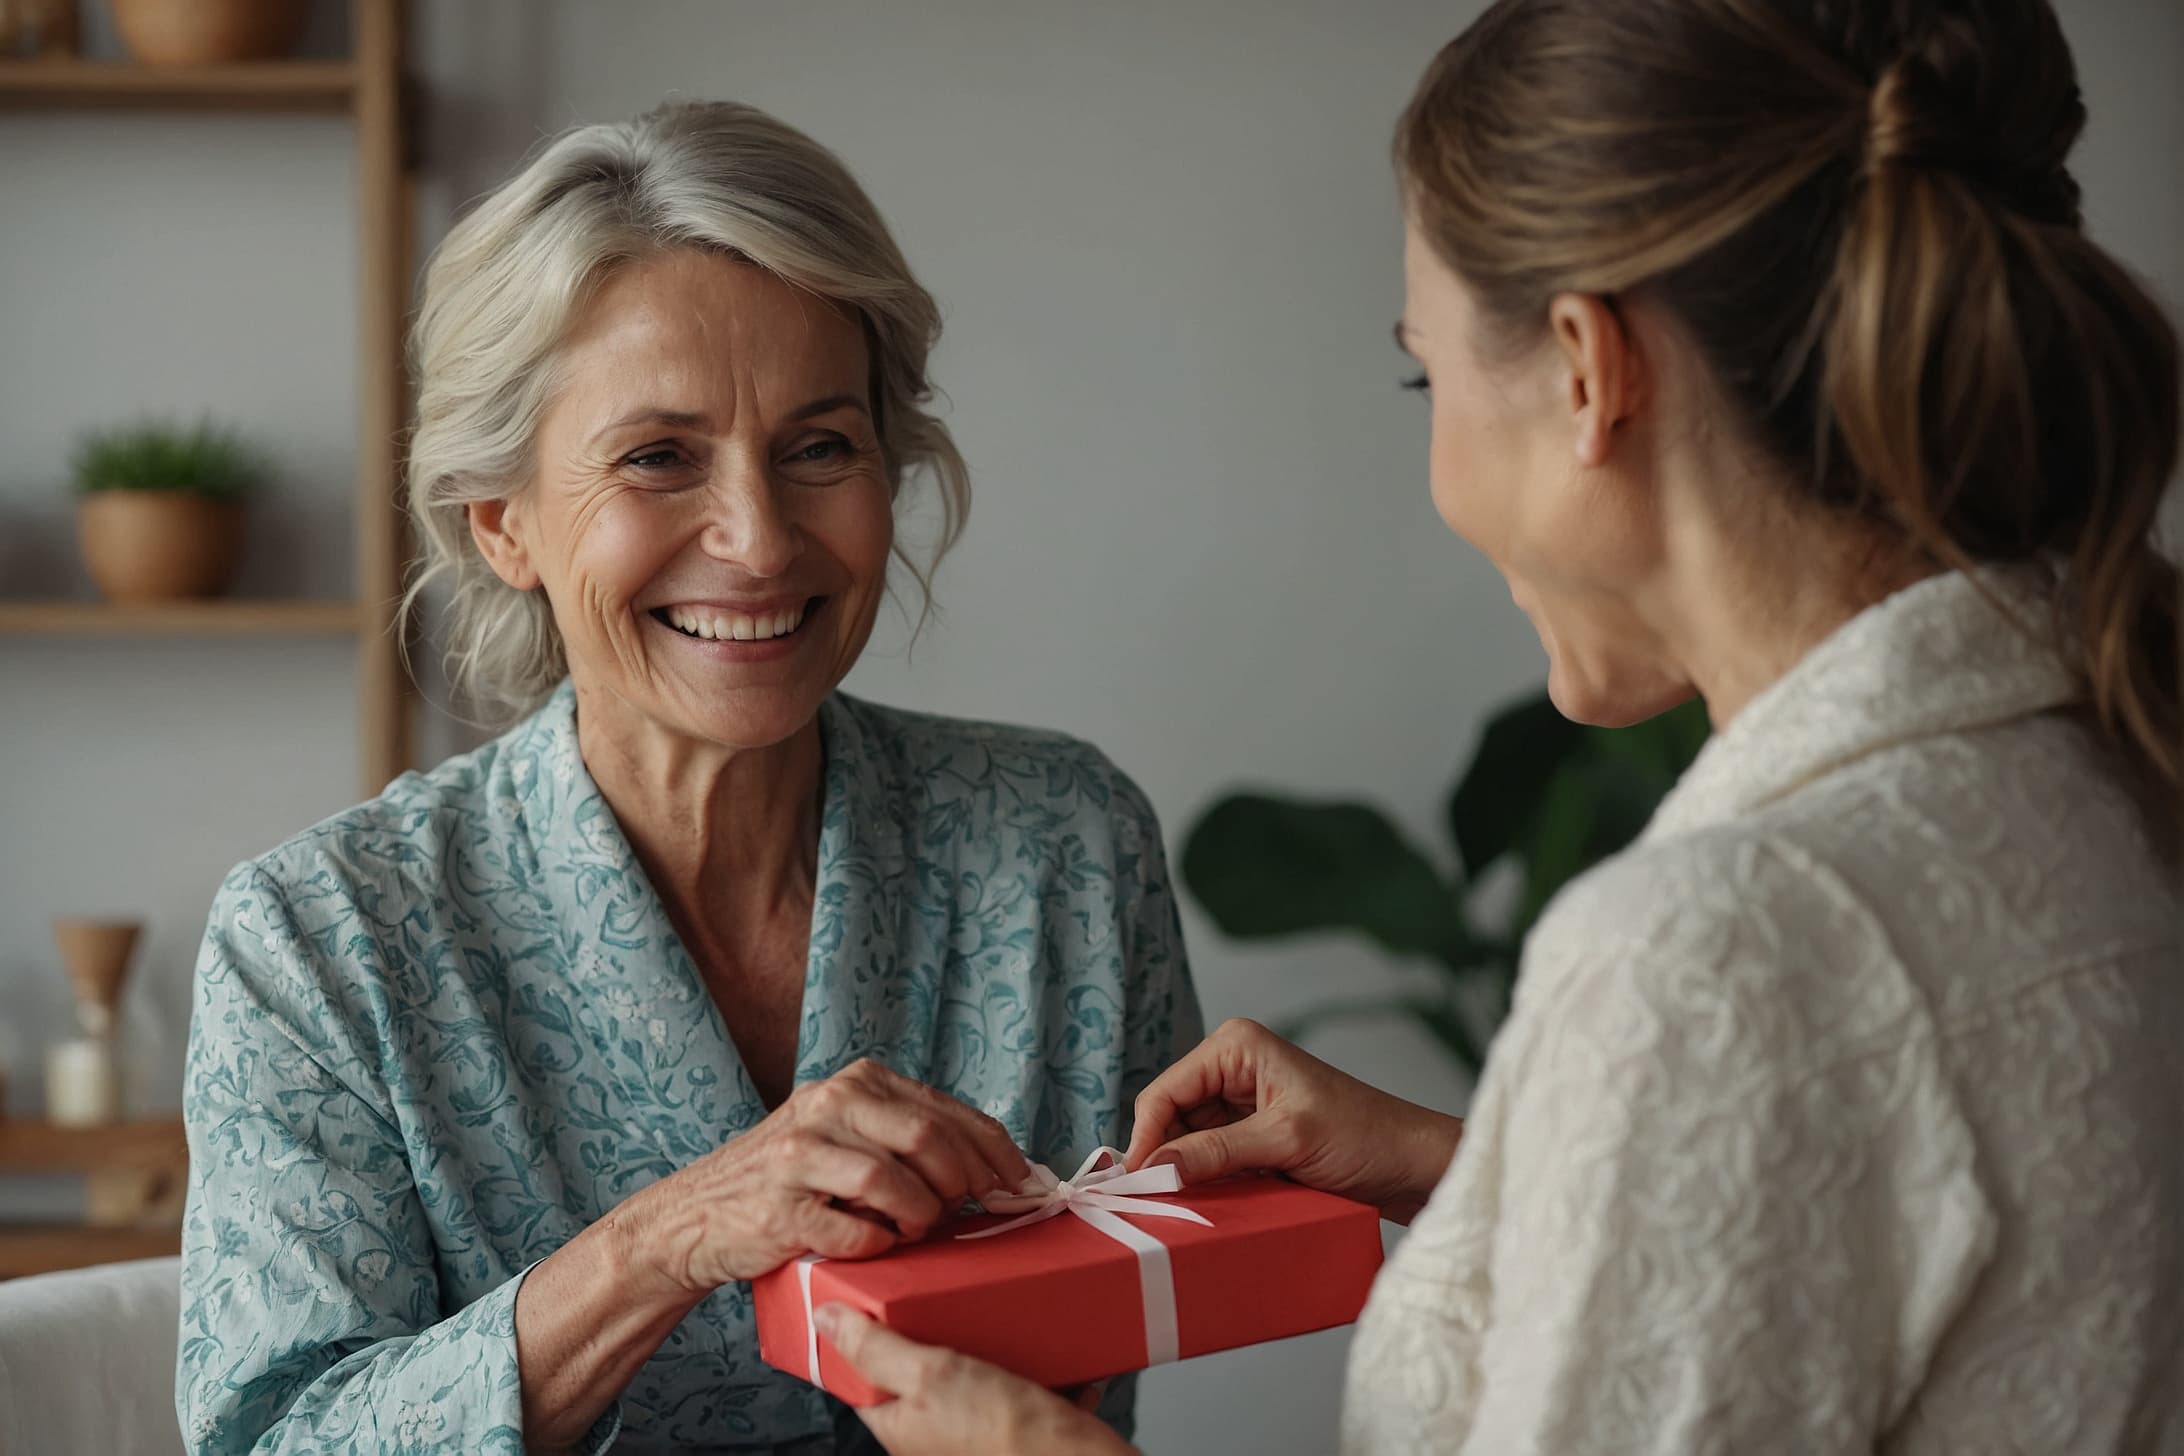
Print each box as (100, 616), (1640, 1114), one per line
(1448, 690), (1588, 876)
(1510, 763), (1598, 935)
(1181, 794), (1464, 960)
(1588, 697), (1712, 790)
(1577, 755), (1660, 862)
(1658, 696), (1715, 775)
(1506, 698), (1714, 936)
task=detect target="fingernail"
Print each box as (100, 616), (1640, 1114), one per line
(815, 1303), (847, 1338)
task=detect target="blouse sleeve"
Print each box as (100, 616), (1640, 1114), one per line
(1454, 841), (1997, 1456)
(175, 864), (619, 1456)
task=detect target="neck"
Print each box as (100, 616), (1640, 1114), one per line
(571, 681), (825, 920)
(1647, 461), (1931, 730)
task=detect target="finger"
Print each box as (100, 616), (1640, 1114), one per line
(802, 1204), (902, 1262)
(1126, 1101), (1238, 1176)
(1184, 1102), (1237, 1132)
(842, 1098), (1007, 1207)
(1144, 1112), (1296, 1185)
(1071, 1380), (1109, 1413)
(815, 1302), (943, 1398)
(1126, 1030), (1264, 1170)
(839, 1062), (1032, 1191)
(801, 1140), (948, 1240)
(899, 1080), (1032, 1190)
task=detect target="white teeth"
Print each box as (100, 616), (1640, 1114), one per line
(663, 602), (808, 642)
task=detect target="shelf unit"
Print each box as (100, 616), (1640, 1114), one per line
(0, 57), (356, 111)
(0, 1), (418, 796)
(0, 599), (364, 635)
(0, 1116), (188, 1279)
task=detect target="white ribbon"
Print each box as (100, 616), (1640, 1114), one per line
(957, 1147), (1211, 1367)
(796, 1253), (827, 1387)
(958, 1147), (1211, 1240)
(793, 1148), (1213, 1388)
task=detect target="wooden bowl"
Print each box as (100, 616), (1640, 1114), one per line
(77, 491), (246, 601)
(109, 0), (308, 66)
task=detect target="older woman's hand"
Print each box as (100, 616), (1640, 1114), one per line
(633, 1058), (1032, 1290)
(817, 1304), (1135, 1456)
(1123, 1018), (1463, 1224)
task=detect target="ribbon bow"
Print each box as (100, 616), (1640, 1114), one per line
(958, 1147), (1213, 1241)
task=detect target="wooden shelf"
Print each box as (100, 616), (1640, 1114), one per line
(0, 599), (364, 635)
(0, 1225), (181, 1279)
(0, 1118), (189, 1277)
(0, 59), (358, 113)
(0, 1116), (186, 1173)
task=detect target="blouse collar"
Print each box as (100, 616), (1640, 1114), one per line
(1644, 567), (2082, 843)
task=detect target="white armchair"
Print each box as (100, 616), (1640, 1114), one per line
(0, 1256), (183, 1456)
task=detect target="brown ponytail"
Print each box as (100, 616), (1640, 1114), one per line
(1398, 0), (2182, 806)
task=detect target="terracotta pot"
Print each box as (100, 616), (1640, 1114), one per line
(109, 0), (308, 66)
(77, 491), (246, 601)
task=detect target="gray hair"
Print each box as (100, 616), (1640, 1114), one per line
(403, 100), (970, 724)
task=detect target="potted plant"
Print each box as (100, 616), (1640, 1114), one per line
(73, 420), (263, 602)
(109, 0), (308, 66)
(1181, 689), (1711, 1076)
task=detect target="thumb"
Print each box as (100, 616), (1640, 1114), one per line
(1147, 1114), (1293, 1185)
(816, 1303), (930, 1397)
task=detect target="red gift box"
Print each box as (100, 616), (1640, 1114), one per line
(753, 1166), (1385, 1408)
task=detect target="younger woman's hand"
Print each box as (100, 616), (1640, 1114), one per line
(1123, 1018), (1463, 1223)
(818, 1304), (1136, 1456)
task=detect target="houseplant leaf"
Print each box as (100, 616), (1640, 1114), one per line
(1507, 699), (1713, 935)
(1509, 763), (1597, 933)
(1447, 690), (1588, 876)
(1181, 794), (1465, 960)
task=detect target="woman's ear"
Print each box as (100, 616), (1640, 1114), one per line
(467, 497), (542, 591)
(1547, 293), (1645, 470)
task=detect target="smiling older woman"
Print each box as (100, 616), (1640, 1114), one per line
(173, 101), (1199, 1456)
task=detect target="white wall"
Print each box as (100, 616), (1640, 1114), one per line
(3, 2), (2178, 1450)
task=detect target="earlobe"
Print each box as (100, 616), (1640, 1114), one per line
(467, 497), (542, 591)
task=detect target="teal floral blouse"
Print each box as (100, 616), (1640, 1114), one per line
(176, 683), (1201, 1454)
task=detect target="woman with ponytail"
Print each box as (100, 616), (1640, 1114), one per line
(819, 3), (2183, 1451)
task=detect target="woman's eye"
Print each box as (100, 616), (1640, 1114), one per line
(1401, 373), (1431, 394)
(787, 437), (851, 465)
(622, 445), (686, 471)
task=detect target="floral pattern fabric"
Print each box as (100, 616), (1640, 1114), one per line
(176, 683), (1200, 1454)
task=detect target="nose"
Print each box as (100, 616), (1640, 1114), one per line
(697, 453), (800, 578)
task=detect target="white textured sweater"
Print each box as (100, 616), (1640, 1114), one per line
(1344, 570), (2183, 1456)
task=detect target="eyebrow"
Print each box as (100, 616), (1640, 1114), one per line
(590, 394), (871, 446)
(785, 394), (871, 423)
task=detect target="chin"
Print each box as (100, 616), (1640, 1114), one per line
(638, 679), (824, 753)
(1544, 656), (1694, 729)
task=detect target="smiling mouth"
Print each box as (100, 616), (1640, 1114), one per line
(652, 597), (826, 643)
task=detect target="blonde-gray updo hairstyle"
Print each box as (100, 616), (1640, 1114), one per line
(403, 100), (970, 723)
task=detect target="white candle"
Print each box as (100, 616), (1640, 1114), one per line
(46, 1037), (121, 1127)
